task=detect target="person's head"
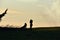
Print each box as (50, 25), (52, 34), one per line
(30, 19), (33, 23)
(25, 23), (27, 26)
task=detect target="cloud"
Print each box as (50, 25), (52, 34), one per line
(16, 0), (37, 2)
(34, 0), (60, 24)
(1, 0), (60, 27)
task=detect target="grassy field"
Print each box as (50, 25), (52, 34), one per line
(0, 27), (60, 40)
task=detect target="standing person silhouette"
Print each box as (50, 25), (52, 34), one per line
(30, 19), (33, 29)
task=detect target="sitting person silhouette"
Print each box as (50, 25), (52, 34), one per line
(30, 19), (33, 29)
(21, 23), (27, 30)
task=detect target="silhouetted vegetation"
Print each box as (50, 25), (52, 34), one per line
(0, 9), (8, 21)
(0, 9), (60, 40)
(0, 26), (60, 40)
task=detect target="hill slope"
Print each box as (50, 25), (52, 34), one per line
(0, 27), (60, 40)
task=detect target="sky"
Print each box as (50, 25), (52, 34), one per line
(0, 0), (60, 28)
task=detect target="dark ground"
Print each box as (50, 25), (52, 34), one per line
(0, 27), (60, 40)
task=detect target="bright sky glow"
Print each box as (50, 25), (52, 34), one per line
(0, 0), (60, 28)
